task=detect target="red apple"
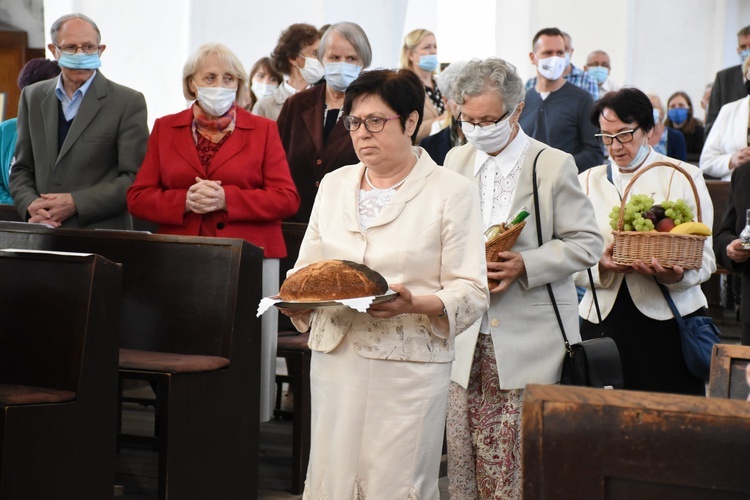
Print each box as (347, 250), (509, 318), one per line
(656, 218), (676, 232)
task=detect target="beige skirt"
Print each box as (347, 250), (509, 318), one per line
(303, 335), (450, 500)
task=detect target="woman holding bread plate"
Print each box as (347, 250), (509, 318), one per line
(279, 68), (489, 498)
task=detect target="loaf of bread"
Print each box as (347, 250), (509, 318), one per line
(279, 260), (389, 301)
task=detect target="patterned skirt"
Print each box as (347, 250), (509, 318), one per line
(446, 333), (524, 500)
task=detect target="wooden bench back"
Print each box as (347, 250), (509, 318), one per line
(0, 223), (263, 359)
(708, 343), (750, 400)
(278, 222), (308, 332)
(523, 384), (750, 498)
(0, 252), (120, 394)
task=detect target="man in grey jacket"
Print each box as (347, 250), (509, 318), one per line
(10, 12), (148, 229)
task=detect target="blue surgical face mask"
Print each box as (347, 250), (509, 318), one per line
(667, 107), (689, 125)
(417, 54), (439, 72)
(57, 51), (101, 70)
(740, 48), (750, 64)
(620, 144), (650, 172)
(324, 62), (362, 92)
(564, 51), (572, 67)
(652, 109), (662, 125)
(587, 66), (608, 85)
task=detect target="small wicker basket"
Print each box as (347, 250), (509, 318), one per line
(485, 221), (525, 288)
(612, 161), (705, 269)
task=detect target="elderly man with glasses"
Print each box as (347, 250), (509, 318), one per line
(10, 12), (148, 229)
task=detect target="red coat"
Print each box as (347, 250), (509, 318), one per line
(127, 106), (299, 258)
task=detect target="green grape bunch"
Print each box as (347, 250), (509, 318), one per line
(609, 193), (654, 231)
(660, 199), (694, 225)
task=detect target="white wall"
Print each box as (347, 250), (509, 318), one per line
(34, 0), (748, 128)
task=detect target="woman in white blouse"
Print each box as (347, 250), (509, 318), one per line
(700, 56), (750, 180)
(579, 87), (715, 395)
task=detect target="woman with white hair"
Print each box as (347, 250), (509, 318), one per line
(443, 57), (602, 499)
(127, 43), (300, 421)
(277, 22), (372, 222)
(418, 60), (468, 165)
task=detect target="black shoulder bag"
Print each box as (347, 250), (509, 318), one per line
(531, 150), (624, 389)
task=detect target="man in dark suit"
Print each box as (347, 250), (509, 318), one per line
(10, 13), (148, 229)
(714, 163), (750, 345)
(705, 25), (750, 137)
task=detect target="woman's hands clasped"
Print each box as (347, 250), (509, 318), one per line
(185, 177), (226, 214)
(600, 242), (684, 284)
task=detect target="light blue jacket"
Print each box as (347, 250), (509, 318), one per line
(0, 118), (17, 204)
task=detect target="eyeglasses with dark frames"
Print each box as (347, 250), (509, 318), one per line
(456, 109), (512, 132)
(595, 126), (641, 145)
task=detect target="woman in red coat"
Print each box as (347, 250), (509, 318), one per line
(127, 42), (300, 421)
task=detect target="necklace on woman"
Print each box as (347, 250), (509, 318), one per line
(364, 167), (410, 191)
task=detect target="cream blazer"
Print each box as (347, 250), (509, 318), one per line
(576, 150), (716, 321)
(290, 148), (489, 363)
(700, 96), (749, 180)
(444, 139), (603, 389)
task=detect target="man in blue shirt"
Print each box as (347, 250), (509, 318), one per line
(519, 27), (604, 172)
(525, 31), (599, 100)
(10, 13), (148, 229)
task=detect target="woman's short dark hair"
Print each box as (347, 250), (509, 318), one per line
(591, 87), (655, 132)
(342, 69), (425, 144)
(18, 58), (60, 89)
(270, 23), (321, 76)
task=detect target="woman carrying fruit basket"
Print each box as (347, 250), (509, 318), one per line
(577, 87), (716, 395)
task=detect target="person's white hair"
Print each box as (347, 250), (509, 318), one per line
(182, 43), (247, 102)
(436, 60), (469, 97)
(318, 22), (372, 68)
(450, 58), (525, 113)
(50, 13), (101, 45)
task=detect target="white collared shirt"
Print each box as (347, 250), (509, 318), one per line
(55, 71), (97, 121)
(473, 127), (530, 231)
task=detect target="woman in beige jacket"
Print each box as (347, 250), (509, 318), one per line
(281, 69), (488, 499)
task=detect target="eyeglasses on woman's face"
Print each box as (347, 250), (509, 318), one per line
(343, 114), (400, 133)
(595, 126), (641, 146)
(456, 109), (511, 132)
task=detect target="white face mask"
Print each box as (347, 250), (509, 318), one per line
(195, 85), (236, 116)
(461, 106), (517, 154)
(251, 81), (277, 98)
(537, 56), (566, 80)
(298, 56), (325, 84)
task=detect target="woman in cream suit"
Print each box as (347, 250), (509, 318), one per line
(281, 69), (489, 499)
(443, 58), (603, 500)
(700, 57), (750, 180)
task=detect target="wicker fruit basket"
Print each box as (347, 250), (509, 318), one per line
(612, 161), (705, 269)
(485, 221), (525, 287)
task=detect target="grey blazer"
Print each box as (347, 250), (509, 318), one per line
(445, 137), (603, 389)
(10, 72), (148, 229)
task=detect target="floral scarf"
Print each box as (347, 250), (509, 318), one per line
(191, 102), (236, 144)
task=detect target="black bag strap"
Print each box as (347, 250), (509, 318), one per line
(531, 149), (604, 353)
(655, 278), (688, 330)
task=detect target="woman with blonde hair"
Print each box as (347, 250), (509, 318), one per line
(400, 28), (446, 143)
(128, 43), (299, 421)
